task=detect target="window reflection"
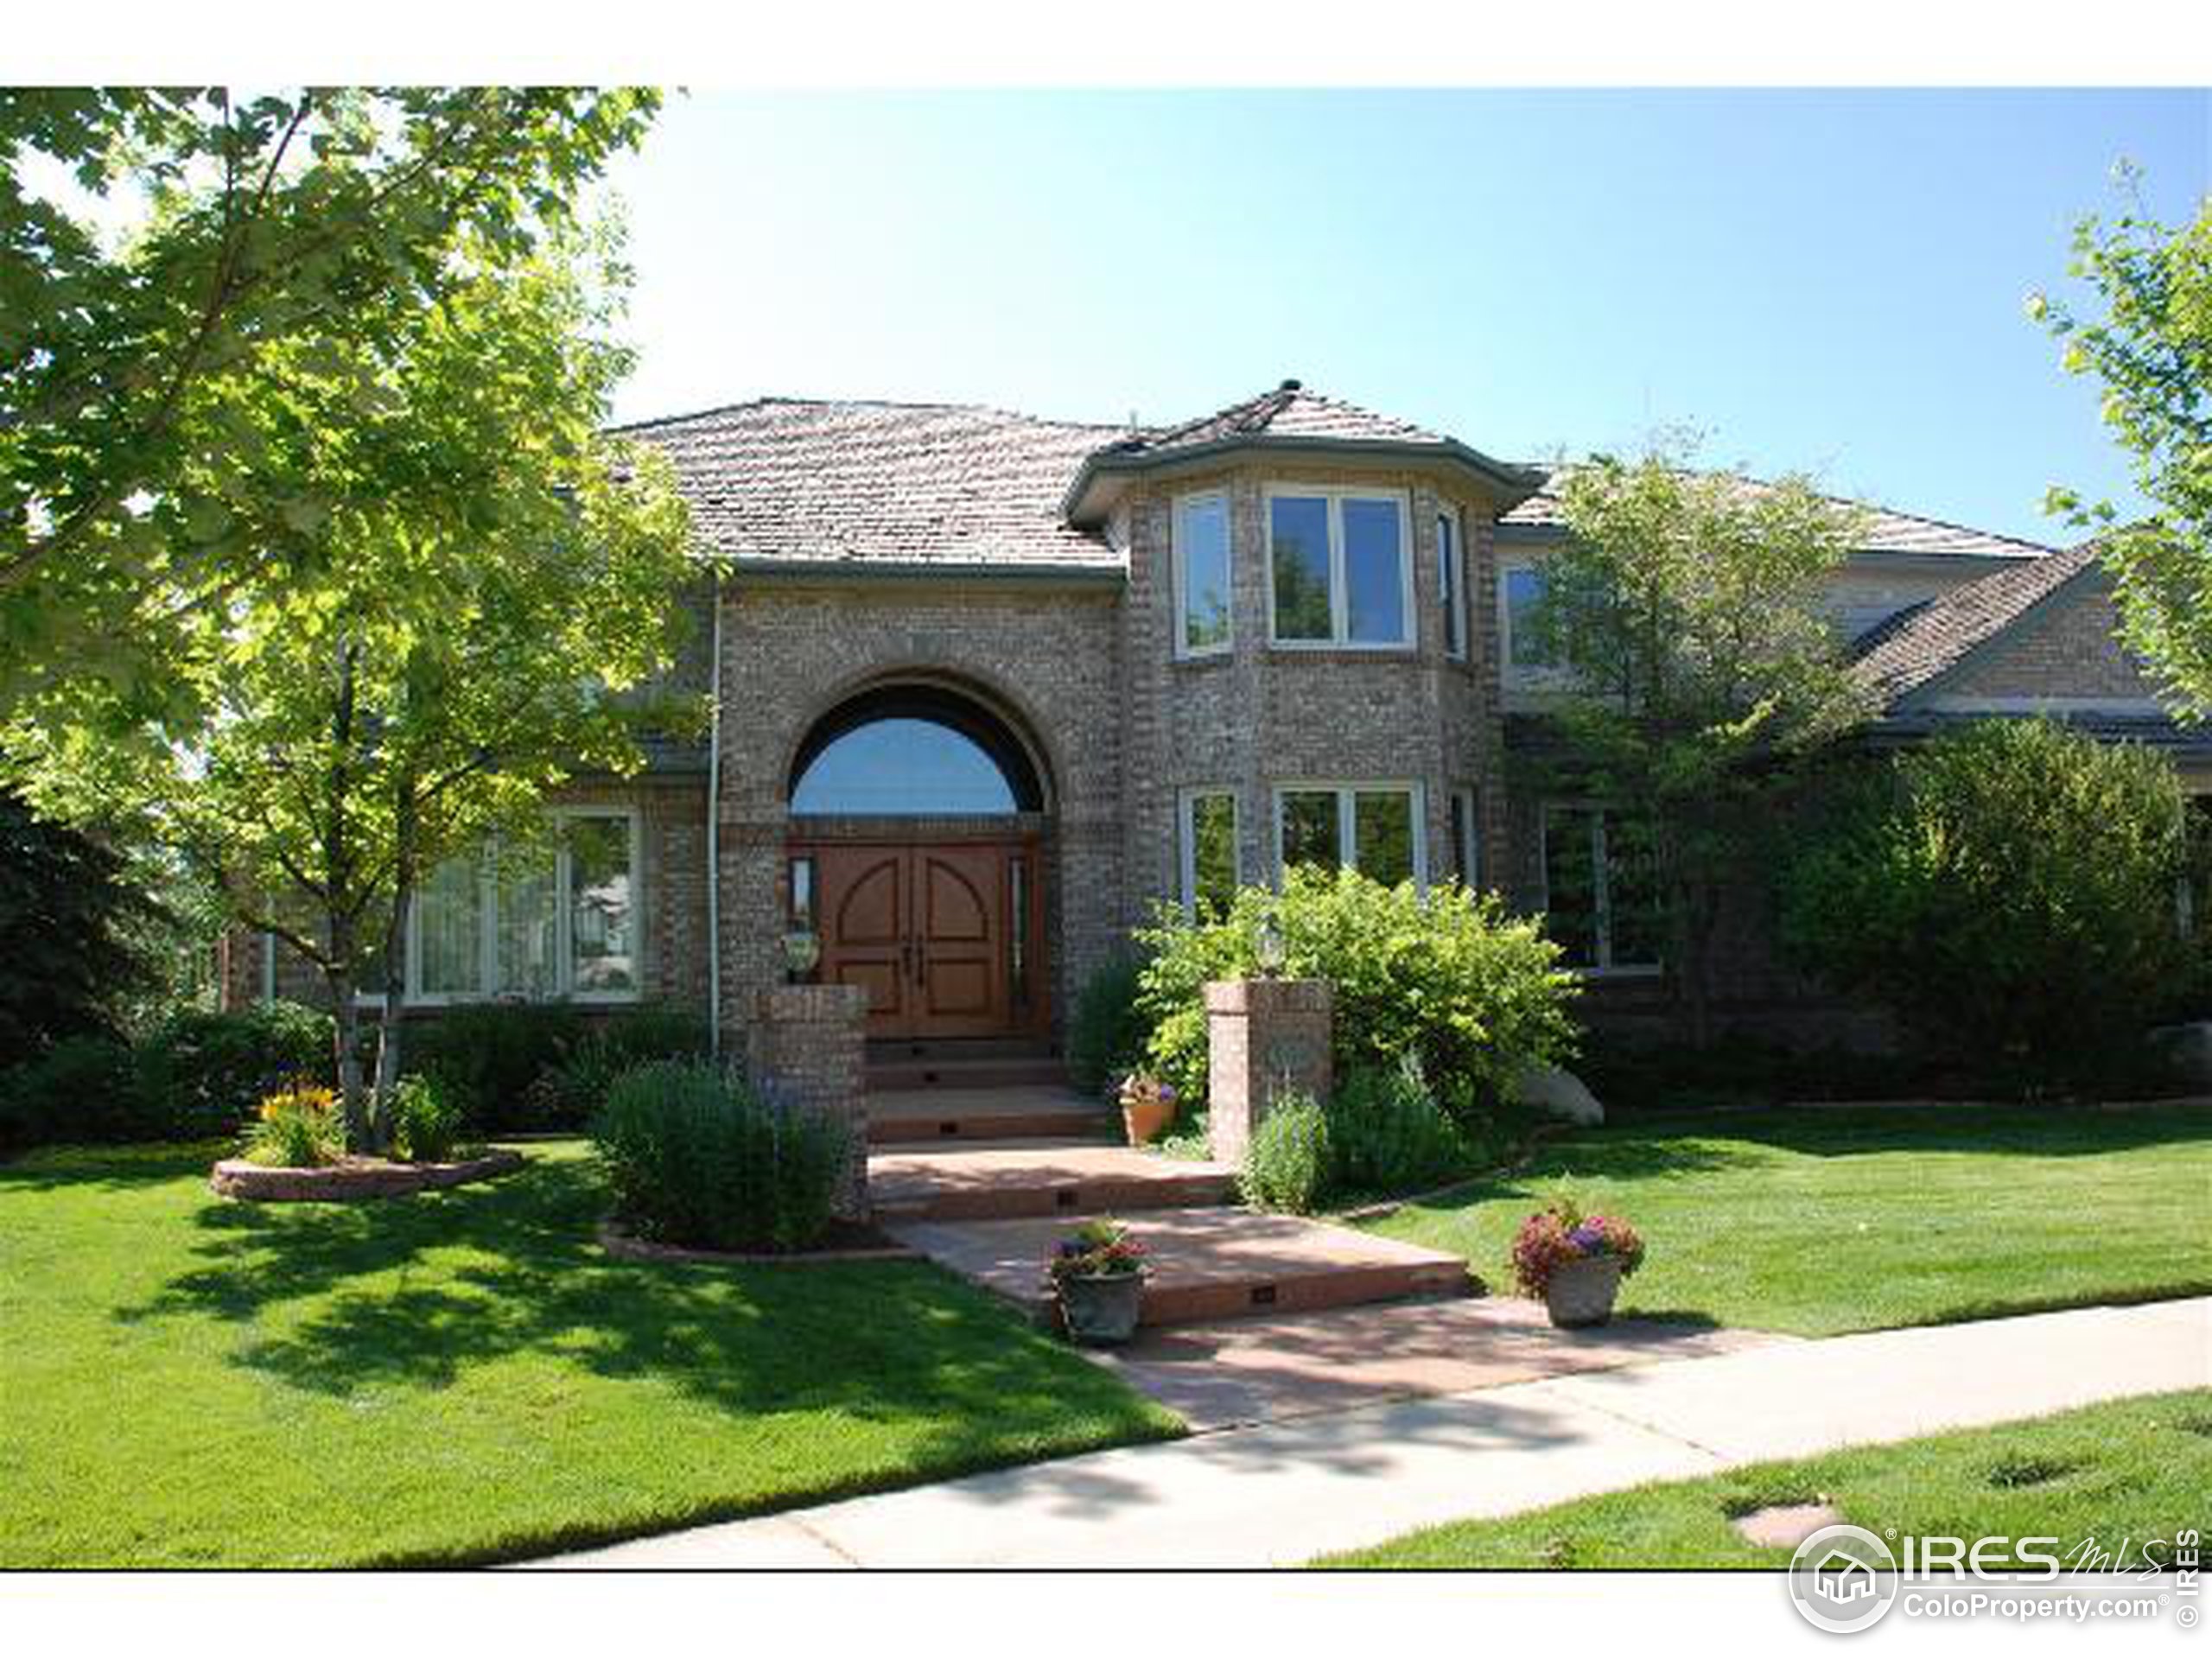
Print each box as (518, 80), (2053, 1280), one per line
(791, 717), (1022, 816)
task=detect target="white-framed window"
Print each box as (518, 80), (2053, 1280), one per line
(1273, 783), (1426, 889)
(396, 808), (642, 1004)
(1437, 506), (1467, 659)
(1178, 788), (1240, 915)
(1541, 804), (1662, 975)
(1173, 490), (1233, 657)
(1265, 486), (1414, 649)
(1448, 787), (1479, 888)
(1500, 558), (1559, 671)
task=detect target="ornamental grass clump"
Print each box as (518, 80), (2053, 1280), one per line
(590, 1059), (850, 1253)
(1510, 1198), (1646, 1299)
(242, 1082), (344, 1168)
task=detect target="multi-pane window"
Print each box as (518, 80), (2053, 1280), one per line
(1449, 788), (1479, 888)
(1267, 488), (1412, 647)
(1542, 805), (1662, 972)
(1179, 790), (1240, 914)
(1438, 509), (1466, 659)
(1174, 492), (1233, 656)
(1503, 563), (1556, 668)
(400, 810), (639, 1001)
(1275, 785), (1424, 889)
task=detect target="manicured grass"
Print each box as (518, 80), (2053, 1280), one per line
(1362, 1103), (2212, 1337)
(0, 1140), (1180, 1567)
(1320, 1389), (2212, 1567)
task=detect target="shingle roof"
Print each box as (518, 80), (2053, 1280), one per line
(1847, 542), (2103, 707)
(611, 398), (1124, 569)
(1500, 472), (2058, 563)
(1099, 379), (1448, 459)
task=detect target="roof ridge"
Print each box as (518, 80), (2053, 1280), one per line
(607, 394), (1122, 437)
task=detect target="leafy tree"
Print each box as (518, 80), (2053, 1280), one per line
(1528, 438), (1873, 1043)
(8, 223), (699, 1149)
(1778, 719), (2190, 1090)
(0, 785), (164, 1058)
(1, 86), (659, 716)
(2030, 174), (2212, 715)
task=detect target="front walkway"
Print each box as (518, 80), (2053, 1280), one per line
(536, 1297), (2209, 1568)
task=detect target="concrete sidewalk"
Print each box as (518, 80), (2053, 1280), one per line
(537, 1296), (2209, 1569)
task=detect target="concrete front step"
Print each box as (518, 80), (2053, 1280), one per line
(886, 1207), (1475, 1329)
(868, 1084), (1116, 1146)
(866, 1057), (1071, 1093)
(871, 1143), (1238, 1223)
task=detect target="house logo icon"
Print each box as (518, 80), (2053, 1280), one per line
(1789, 1524), (1900, 1634)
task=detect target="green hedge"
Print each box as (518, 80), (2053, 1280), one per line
(1135, 867), (1579, 1131)
(409, 1001), (709, 1133)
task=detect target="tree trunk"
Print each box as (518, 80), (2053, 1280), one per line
(370, 875), (416, 1153)
(327, 948), (368, 1151)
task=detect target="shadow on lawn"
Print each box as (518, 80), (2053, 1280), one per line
(1605, 1100), (2212, 1161)
(112, 1154), (1141, 1444)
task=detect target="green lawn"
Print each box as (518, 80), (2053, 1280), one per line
(1362, 1103), (2212, 1337)
(0, 1140), (1179, 1567)
(1321, 1389), (2212, 1567)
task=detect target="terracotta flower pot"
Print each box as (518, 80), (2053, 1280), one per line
(1121, 1092), (1174, 1147)
(1544, 1255), (1624, 1328)
(1056, 1271), (1145, 1345)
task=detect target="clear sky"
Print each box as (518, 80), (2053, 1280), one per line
(604, 90), (2209, 543)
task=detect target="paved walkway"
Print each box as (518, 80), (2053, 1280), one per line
(537, 1296), (2209, 1568)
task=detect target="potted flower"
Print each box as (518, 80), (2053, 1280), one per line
(1510, 1198), (1646, 1328)
(1047, 1217), (1148, 1345)
(1117, 1072), (1177, 1147)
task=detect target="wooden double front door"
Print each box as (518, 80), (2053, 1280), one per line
(795, 840), (1041, 1041)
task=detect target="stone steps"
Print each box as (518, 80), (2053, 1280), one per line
(870, 1143), (1237, 1223)
(865, 1056), (1071, 1093)
(868, 1084), (1116, 1147)
(884, 1206), (1474, 1330)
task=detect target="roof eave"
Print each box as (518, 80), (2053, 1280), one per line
(1063, 435), (1548, 526)
(725, 556), (1127, 589)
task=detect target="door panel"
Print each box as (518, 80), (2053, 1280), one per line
(816, 849), (910, 1033)
(913, 849), (1008, 1038)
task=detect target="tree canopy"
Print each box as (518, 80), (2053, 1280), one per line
(1, 86), (659, 718)
(2031, 173), (2212, 716)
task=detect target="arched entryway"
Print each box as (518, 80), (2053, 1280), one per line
(785, 680), (1052, 1043)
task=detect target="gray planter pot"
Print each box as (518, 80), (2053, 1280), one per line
(1055, 1271), (1146, 1345)
(1544, 1255), (1625, 1328)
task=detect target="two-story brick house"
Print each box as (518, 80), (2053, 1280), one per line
(221, 380), (2212, 1052)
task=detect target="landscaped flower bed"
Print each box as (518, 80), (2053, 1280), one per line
(210, 1147), (525, 1202)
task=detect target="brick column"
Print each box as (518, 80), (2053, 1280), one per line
(1204, 978), (1334, 1168)
(747, 984), (870, 1219)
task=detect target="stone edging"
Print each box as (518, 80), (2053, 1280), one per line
(596, 1220), (925, 1266)
(209, 1147), (526, 1202)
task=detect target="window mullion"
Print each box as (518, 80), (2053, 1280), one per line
(1328, 494), (1346, 643)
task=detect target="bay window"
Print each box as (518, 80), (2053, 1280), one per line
(1274, 784), (1425, 889)
(1173, 491), (1233, 656)
(1267, 487), (1413, 647)
(395, 809), (640, 1001)
(1542, 804), (1662, 973)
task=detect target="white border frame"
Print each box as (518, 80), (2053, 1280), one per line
(1171, 488), (1234, 660)
(1437, 504), (1467, 661)
(1176, 785), (1240, 914)
(1270, 780), (1427, 892)
(393, 805), (645, 1006)
(1536, 800), (1662, 977)
(1262, 483), (1415, 651)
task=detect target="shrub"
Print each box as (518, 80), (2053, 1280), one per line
(1136, 867), (1579, 1129)
(1238, 1090), (1332, 1215)
(1780, 719), (2192, 1090)
(524, 1002), (712, 1128)
(408, 1001), (586, 1132)
(136, 1001), (334, 1136)
(1068, 956), (1150, 1096)
(390, 1073), (465, 1164)
(0, 1035), (157, 1152)
(242, 1082), (344, 1168)
(1328, 1057), (1468, 1199)
(591, 1059), (849, 1253)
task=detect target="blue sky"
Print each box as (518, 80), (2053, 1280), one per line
(605, 90), (2209, 543)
